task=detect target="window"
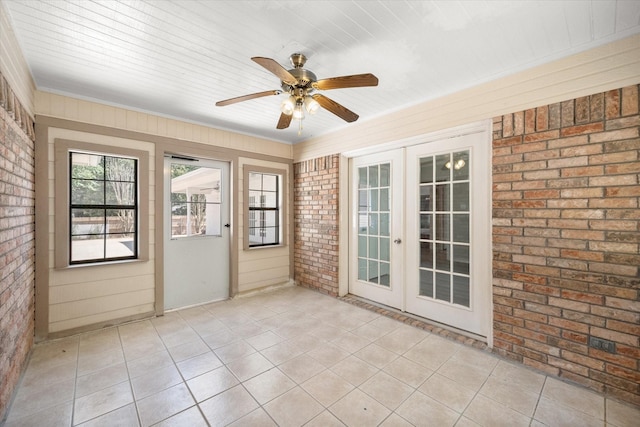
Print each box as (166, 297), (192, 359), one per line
(54, 139), (149, 268)
(169, 163), (222, 238)
(69, 151), (138, 264)
(244, 166), (287, 249)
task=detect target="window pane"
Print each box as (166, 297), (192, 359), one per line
(105, 157), (135, 181)
(420, 185), (432, 211)
(106, 182), (135, 205)
(435, 272), (451, 302)
(358, 190), (368, 212)
(105, 233), (135, 258)
(380, 163), (390, 187)
(435, 243), (450, 271)
(379, 213), (389, 237)
(420, 214), (432, 239)
(358, 258), (367, 280)
(452, 214), (469, 243)
(452, 151), (469, 181)
(379, 262), (390, 286)
(71, 209), (104, 236)
(452, 183), (469, 212)
(262, 174), (277, 191)
(368, 260), (379, 284)
(71, 235), (104, 262)
(436, 154), (450, 182)
(358, 167), (368, 189)
(71, 179), (104, 205)
(262, 227), (278, 245)
(71, 153), (104, 179)
(248, 172), (263, 190)
(368, 213), (378, 234)
(379, 237), (390, 261)
(435, 184), (450, 211)
(453, 244), (470, 274)
(419, 269), (433, 297)
(358, 235), (367, 257)
(420, 157), (433, 184)
(453, 275), (470, 307)
(379, 188), (389, 211)
(368, 165), (378, 187)
(420, 241), (433, 269)
(264, 210), (277, 227)
(369, 189), (378, 211)
(368, 237), (378, 259)
(106, 209), (135, 234)
(435, 214), (450, 241)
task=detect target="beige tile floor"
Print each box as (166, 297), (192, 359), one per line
(3, 286), (639, 427)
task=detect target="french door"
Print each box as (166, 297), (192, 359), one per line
(349, 150), (404, 309)
(349, 131), (490, 337)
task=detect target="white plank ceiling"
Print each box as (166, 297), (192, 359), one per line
(4, 0), (640, 144)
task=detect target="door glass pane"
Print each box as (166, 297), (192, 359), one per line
(452, 151), (469, 181)
(435, 214), (450, 241)
(420, 214), (432, 239)
(380, 163), (390, 186)
(420, 185), (432, 211)
(435, 272), (451, 302)
(436, 154), (450, 182)
(435, 243), (450, 271)
(453, 245), (470, 274)
(452, 183), (469, 211)
(420, 157), (433, 183)
(420, 242), (433, 269)
(435, 184), (450, 211)
(357, 163), (392, 288)
(379, 262), (390, 286)
(368, 165), (379, 187)
(380, 238), (390, 261)
(416, 151), (472, 308)
(419, 269), (433, 297)
(379, 213), (389, 237)
(171, 164), (222, 238)
(452, 214), (469, 243)
(453, 275), (470, 307)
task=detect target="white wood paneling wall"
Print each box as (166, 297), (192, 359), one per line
(294, 34), (640, 162)
(35, 91), (293, 160)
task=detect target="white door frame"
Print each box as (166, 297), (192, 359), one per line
(339, 120), (493, 344)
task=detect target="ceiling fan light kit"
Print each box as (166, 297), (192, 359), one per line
(216, 53), (378, 134)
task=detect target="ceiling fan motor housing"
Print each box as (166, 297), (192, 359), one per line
(281, 67), (317, 96)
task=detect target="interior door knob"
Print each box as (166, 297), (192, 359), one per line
(394, 238), (402, 244)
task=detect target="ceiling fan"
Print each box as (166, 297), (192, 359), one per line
(215, 53), (378, 132)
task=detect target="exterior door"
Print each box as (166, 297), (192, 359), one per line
(405, 133), (490, 337)
(348, 129), (491, 338)
(164, 157), (230, 310)
(349, 150), (404, 309)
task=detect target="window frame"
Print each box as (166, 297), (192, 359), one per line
(243, 165), (287, 250)
(54, 140), (149, 268)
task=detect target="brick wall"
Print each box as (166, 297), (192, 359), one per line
(293, 155), (340, 296)
(0, 72), (36, 420)
(492, 85), (640, 406)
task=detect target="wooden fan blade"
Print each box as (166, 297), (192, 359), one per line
(216, 90), (281, 106)
(312, 94), (359, 122)
(312, 73), (378, 90)
(251, 57), (298, 86)
(277, 112), (292, 129)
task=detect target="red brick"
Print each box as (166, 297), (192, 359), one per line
(621, 85), (639, 116)
(561, 123), (605, 137)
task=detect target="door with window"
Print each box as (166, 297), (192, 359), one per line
(349, 130), (490, 337)
(164, 157), (230, 310)
(349, 150), (404, 309)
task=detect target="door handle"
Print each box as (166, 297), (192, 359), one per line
(394, 238), (402, 244)
(224, 223), (231, 228)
